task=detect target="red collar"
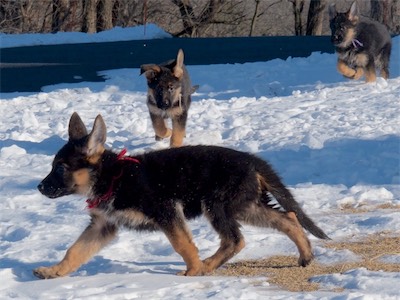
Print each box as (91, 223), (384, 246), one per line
(116, 148), (140, 163)
(86, 149), (140, 209)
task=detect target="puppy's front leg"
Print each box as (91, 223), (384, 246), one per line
(171, 111), (188, 147)
(150, 112), (172, 141)
(337, 59), (363, 79)
(34, 214), (117, 279)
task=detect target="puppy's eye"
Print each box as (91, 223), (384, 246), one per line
(168, 85), (174, 93)
(55, 163), (69, 177)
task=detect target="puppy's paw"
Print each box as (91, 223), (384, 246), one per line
(33, 266), (62, 279)
(353, 68), (364, 80)
(298, 254), (314, 267)
(155, 128), (172, 141)
(177, 262), (206, 276)
(345, 68), (364, 80)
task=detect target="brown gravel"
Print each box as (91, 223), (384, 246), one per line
(214, 233), (400, 292)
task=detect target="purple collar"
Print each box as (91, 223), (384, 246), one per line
(352, 39), (363, 49)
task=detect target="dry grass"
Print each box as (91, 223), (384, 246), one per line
(214, 233), (400, 292)
(338, 203), (400, 213)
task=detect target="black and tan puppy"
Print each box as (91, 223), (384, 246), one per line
(329, 1), (392, 82)
(34, 112), (329, 279)
(141, 49), (195, 147)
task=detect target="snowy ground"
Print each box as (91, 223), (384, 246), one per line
(1, 26), (399, 299)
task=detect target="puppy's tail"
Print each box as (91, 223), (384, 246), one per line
(258, 171), (330, 240)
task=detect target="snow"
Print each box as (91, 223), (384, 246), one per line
(0, 24), (172, 48)
(1, 25), (399, 299)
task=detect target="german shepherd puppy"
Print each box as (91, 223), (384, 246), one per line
(140, 49), (195, 147)
(34, 112), (329, 279)
(329, 1), (392, 82)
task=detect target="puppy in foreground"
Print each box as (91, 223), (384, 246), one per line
(329, 1), (392, 82)
(34, 113), (329, 279)
(141, 49), (196, 147)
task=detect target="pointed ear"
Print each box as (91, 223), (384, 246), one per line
(173, 49), (184, 79)
(347, 1), (359, 22)
(68, 112), (88, 141)
(191, 84), (199, 94)
(140, 64), (161, 80)
(328, 3), (337, 20)
(86, 114), (106, 158)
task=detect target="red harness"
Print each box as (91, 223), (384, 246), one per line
(86, 149), (140, 209)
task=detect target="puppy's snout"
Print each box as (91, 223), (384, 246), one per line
(156, 98), (170, 110)
(332, 32), (343, 44)
(37, 182), (45, 194)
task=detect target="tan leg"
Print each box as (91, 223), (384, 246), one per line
(170, 117), (186, 147)
(365, 67), (377, 83)
(353, 68), (364, 80)
(281, 212), (313, 266)
(170, 127), (185, 147)
(381, 69), (389, 80)
(337, 59), (363, 79)
(238, 205), (314, 267)
(164, 225), (203, 276)
(33, 215), (117, 279)
(150, 113), (172, 141)
(202, 236), (245, 273)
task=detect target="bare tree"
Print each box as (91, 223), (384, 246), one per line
(249, 0), (260, 36)
(390, 0), (400, 34)
(0, 0), (22, 33)
(371, 0), (400, 34)
(289, 0), (304, 36)
(98, 0), (114, 31)
(171, 0), (227, 37)
(171, 0), (196, 36)
(83, 0), (98, 33)
(371, 0), (386, 24)
(52, 0), (70, 32)
(1, 0), (399, 36)
(113, 0), (142, 27)
(306, 0), (326, 35)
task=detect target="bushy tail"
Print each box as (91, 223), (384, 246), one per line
(259, 171), (330, 240)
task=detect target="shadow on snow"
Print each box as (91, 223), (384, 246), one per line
(0, 257), (184, 282)
(259, 134), (400, 187)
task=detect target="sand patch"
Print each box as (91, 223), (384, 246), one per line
(215, 232), (400, 292)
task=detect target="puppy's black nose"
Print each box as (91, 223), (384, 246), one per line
(37, 182), (45, 193)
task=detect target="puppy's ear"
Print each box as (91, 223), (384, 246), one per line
(85, 114), (106, 158)
(191, 85), (199, 94)
(347, 1), (359, 23)
(173, 49), (184, 79)
(68, 112), (88, 141)
(328, 3), (337, 20)
(140, 64), (161, 81)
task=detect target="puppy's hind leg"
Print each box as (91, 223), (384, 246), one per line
(202, 205), (245, 273)
(380, 43), (391, 79)
(364, 61), (377, 83)
(238, 204), (314, 267)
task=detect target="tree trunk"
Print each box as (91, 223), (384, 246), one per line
(52, 0), (70, 32)
(306, 0), (325, 35)
(20, 0), (34, 32)
(371, 0), (393, 28)
(291, 0), (304, 36)
(69, 0), (84, 32)
(172, 0), (196, 36)
(99, 0), (114, 31)
(249, 0), (260, 36)
(84, 0), (98, 33)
